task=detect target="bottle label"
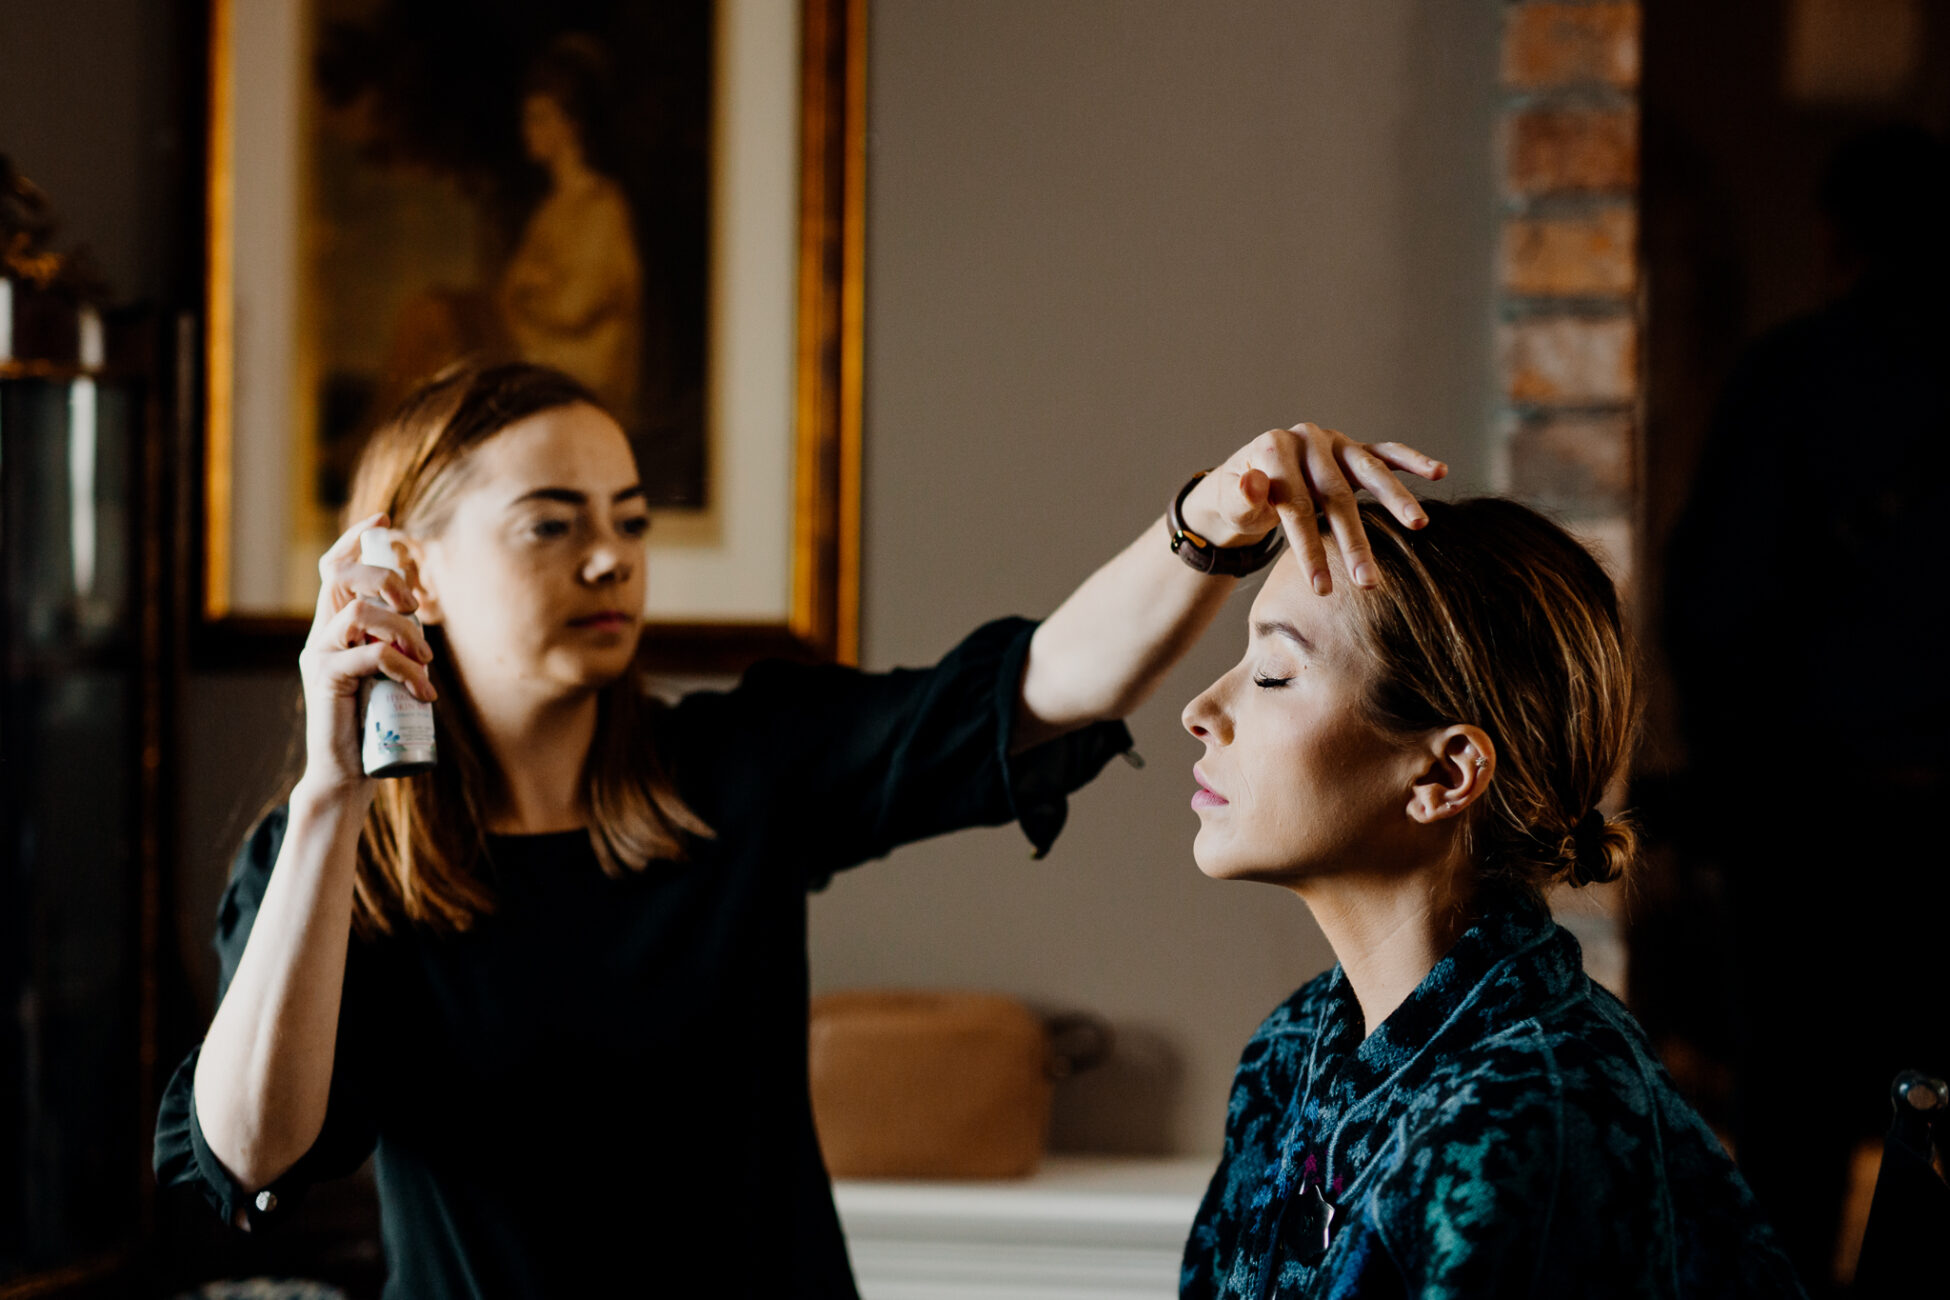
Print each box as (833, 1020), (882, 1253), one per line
(363, 680), (437, 772)
(357, 593), (436, 775)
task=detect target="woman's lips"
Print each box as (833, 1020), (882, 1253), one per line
(1192, 764), (1228, 809)
(570, 612), (633, 631)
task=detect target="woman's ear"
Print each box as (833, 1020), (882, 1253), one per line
(1406, 726), (1495, 825)
(401, 536), (443, 626)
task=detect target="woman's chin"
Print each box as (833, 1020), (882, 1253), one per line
(1193, 832), (1310, 887)
(547, 644), (637, 689)
(1191, 830), (1251, 882)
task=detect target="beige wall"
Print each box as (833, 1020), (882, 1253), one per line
(809, 0), (1499, 1155)
(173, 0), (1502, 1159)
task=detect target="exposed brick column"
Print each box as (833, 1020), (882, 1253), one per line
(1493, 1), (1642, 980)
(1494, 2), (1641, 595)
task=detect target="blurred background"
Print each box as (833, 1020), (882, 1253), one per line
(3, 0), (1944, 1295)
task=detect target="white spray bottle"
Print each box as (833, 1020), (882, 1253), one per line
(359, 528), (437, 778)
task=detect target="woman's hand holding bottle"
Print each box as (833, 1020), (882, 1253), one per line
(296, 512), (438, 800)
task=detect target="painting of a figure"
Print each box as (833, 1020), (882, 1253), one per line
(308, 0), (710, 519)
(207, 0), (860, 654)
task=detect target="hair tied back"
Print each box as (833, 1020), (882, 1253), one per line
(1568, 808), (1618, 887)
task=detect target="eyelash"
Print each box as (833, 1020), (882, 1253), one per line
(1253, 675), (1292, 689)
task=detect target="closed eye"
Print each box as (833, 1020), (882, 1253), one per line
(531, 518), (572, 539)
(1253, 675), (1291, 688)
(618, 516), (651, 538)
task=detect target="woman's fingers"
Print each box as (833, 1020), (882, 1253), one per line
(323, 595), (433, 663)
(1192, 424), (1446, 591)
(313, 560), (420, 634)
(302, 601), (436, 703)
(312, 515), (422, 624)
(1340, 441), (1430, 531)
(354, 564), (419, 616)
(1250, 432), (1332, 595)
(1367, 440), (1448, 484)
(313, 513), (387, 621)
(1277, 493), (1331, 596)
(313, 638), (438, 703)
(368, 642), (438, 702)
(1217, 466), (1277, 538)
(1292, 425), (1373, 592)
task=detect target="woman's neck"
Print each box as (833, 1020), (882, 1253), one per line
(470, 687), (600, 834)
(1295, 856), (1475, 1038)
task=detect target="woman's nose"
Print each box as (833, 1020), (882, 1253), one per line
(583, 541), (632, 585)
(1182, 682), (1230, 744)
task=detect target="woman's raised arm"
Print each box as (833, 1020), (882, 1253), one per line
(192, 514), (436, 1201)
(1014, 424), (1443, 750)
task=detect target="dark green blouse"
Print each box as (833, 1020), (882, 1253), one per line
(1182, 896), (1808, 1300)
(155, 618), (1132, 1298)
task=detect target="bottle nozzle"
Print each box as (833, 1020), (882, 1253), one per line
(360, 527), (406, 575)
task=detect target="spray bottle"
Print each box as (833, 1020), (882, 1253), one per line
(359, 528), (437, 778)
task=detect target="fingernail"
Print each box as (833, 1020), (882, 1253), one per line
(1409, 514), (1428, 528)
(1313, 572), (1331, 596)
(1355, 562), (1378, 586)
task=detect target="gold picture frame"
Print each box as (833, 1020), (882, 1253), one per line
(199, 0), (862, 673)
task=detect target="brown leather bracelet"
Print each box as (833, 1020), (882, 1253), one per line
(1166, 470), (1285, 576)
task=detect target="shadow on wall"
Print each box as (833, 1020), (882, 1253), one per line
(1049, 1022), (1186, 1157)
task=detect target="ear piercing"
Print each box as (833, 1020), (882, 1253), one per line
(1471, 757), (1486, 770)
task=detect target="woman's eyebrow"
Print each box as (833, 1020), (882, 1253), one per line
(509, 485), (648, 507)
(1252, 619), (1313, 651)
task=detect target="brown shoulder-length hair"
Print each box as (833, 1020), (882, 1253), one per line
(335, 361), (710, 938)
(1343, 497), (1639, 901)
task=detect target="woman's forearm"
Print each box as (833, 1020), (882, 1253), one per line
(192, 782), (366, 1191)
(1015, 506), (1237, 750)
(1014, 428), (1444, 750)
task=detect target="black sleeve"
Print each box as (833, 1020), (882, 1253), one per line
(153, 807), (381, 1230)
(661, 616), (1135, 884)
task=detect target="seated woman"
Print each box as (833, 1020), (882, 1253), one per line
(1178, 499), (1806, 1299)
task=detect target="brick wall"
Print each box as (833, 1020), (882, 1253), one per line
(1493, 0), (1642, 976)
(1494, 1), (1641, 596)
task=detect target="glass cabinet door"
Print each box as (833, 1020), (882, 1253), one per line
(1, 372), (146, 1281)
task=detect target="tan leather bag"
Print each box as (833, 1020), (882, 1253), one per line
(808, 990), (1109, 1179)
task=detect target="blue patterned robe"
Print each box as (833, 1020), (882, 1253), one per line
(1182, 898), (1807, 1299)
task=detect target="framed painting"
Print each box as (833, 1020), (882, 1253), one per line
(200, 0), (863, 671)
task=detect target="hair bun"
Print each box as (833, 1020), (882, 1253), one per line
(1567, 808), (1624, 887)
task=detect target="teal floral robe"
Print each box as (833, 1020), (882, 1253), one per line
(1182, 897), (1807, 1299)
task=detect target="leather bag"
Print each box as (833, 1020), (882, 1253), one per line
(809, 990), (1110, 1179)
